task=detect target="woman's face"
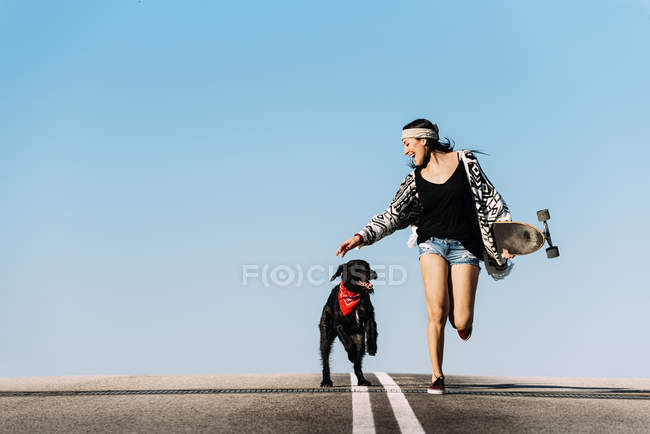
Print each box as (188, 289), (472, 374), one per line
(402, 137), (427, 166)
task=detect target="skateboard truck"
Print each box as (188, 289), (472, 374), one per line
(536, 209), (559, 258)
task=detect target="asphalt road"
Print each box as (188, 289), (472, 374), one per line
(1, 373), (648, 433)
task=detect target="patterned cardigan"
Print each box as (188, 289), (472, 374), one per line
(356, 150), (514, 279)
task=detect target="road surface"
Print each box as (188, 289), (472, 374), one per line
(1, 373), (648, 433)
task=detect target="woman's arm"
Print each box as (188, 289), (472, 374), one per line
(470, 152), (512, 223)
(337, 172), (418, 257)
(356, 171), (420, 247)
(467, 151), (514, 259)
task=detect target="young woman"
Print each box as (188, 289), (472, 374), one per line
(335, 118), (515, 394)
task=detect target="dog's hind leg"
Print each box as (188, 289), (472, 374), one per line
(319, 308), (335, 387)
(351, 334), (372, 386)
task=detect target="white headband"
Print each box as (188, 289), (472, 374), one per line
(401, 128), (439, 140)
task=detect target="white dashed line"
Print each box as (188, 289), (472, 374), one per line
(350, 373), (375, 434)
(374, 372), (425, 434)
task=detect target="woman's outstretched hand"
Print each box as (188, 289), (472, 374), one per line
(502, 248), (516, 259)
(336, 235), (362, 258)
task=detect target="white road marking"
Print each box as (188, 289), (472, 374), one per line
(374, 372), (425, 434)
(350, 373), (375, 434)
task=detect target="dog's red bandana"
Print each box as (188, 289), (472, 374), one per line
(338, 283), (362, 316)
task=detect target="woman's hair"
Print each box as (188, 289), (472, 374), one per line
(403, 118), (485, 169)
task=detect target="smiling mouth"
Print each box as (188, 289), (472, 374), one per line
(351, 280), (373, 289)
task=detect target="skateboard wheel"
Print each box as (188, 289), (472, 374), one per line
(546, 246), (559, 258)
(537, 209), (550, 221)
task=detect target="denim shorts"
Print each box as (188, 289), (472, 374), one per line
(417, 236), (481, 267)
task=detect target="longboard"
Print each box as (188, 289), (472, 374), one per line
(492, 221), (545, 256)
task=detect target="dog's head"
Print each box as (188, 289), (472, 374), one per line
(330, 259), (378, 294)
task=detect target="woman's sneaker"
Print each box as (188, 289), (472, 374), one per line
(427, 376), (445, 394)
(458, 326), (472, 341)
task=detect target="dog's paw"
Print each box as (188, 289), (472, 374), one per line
(357, 379), (372, 386)
(320, 380), (333, 387)
(367, 344), (377, 356)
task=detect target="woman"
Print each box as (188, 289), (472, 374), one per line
(335, 118), (515, 395)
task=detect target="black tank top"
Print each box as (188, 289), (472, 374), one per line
(414, 153), (484, 259)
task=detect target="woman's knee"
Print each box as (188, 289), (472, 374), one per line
(427, 306), (448, 326)
(453, 312), (473, 331)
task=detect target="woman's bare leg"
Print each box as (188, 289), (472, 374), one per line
(449, 264), (480, 332)
(419, 253), (450, 382)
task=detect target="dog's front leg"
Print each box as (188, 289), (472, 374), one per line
(319, 307), (335, 387)
(365, 316), (378, 356)
(352, 334), (371, 386)
(335, 324), (353, 351)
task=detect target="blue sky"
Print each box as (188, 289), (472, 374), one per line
(1, 0), (649, 379)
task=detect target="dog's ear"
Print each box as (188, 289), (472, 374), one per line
(330, 264), (344, 281)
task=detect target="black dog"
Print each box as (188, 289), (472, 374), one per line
(319, 259), (378, 387)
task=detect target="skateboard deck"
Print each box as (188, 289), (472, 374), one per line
(492, 221), (545, 256)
